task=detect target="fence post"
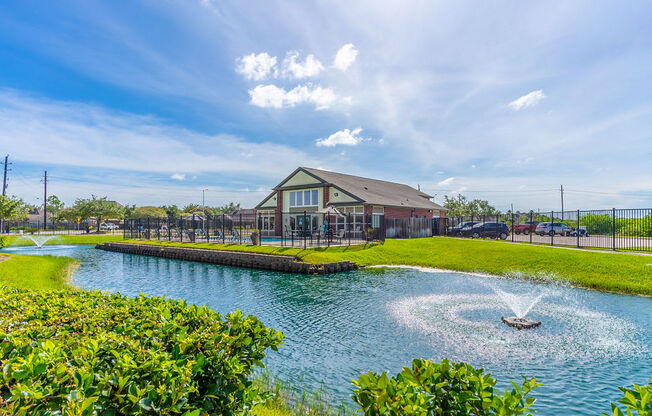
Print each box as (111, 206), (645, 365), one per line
(511, 212), (514, 242)
(550, 211), (554, 246)
(123, 219), (126, 240)
(612, 208), (616, 251)
(303, 211), (307, 250)
(577, 209), (580, 248)
(146, 217), (150, 240)
(239, 213), (242, 244)
(168, 217), (171, 242)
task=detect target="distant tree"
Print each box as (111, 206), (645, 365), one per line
(131, 206), (166, 219)
(160, 205), (181, 217)
(443, 194), (498, 217)
(182, 203), (202, 214)
(214, 202), (241, 214)
(46, 195), (65, 222)
(73, 196), (125, 232)
(0, 195), (28, 221)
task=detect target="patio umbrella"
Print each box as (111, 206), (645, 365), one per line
(316, 205), (345, 217)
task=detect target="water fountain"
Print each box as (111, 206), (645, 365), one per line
(490, 286), (543, 329)
(22, 235), (55, 248)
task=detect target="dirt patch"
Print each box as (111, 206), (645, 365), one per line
(0, 254), (9, 263)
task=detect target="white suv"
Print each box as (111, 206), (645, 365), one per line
(535, 222), (573, 236)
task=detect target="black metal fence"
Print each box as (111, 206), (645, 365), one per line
(442, 208), (652, 252)
(1, 219), (124, 235)
(125, 211), (385, 248)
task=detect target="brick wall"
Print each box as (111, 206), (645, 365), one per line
(384, 207), (433, 219)
(275, 190), (283, 236)
(323, 185), (330, 207)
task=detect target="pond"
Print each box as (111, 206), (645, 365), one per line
(5, 245), (651, 415)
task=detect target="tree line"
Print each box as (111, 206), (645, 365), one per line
(0, 194), (242, 226)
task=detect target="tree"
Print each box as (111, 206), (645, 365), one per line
(182, 203), (202, 214)
(131, 206), (166, 219)
(443, 194), (498, 217)
(0, 195), (28, 221)
(213, 202), (240, 214)
(160, 205), (180, 217)
(73, 196), (125, 232)
(46, 195), (65, 222)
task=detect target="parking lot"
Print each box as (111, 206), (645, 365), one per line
(510, 232), (652, 251)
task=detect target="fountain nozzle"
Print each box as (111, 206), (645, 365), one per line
(501, 316), (541, 330)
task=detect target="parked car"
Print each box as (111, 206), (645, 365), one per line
(570, 226), (590, 237)
(99, 223), (120, 231)
(447, 221), (478, 236)
(513, 221), (538, 235)
(461, 222), (510, 240)
(535, 222), (573, 236)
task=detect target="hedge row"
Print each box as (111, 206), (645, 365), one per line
(0, 288), (284, 415)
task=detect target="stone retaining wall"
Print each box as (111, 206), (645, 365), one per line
(95, 242), (358, 274)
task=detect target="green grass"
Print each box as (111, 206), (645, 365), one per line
(1, 233), (124, 247)
(0, 253), (78, 290)
(123, 238), (652, 296)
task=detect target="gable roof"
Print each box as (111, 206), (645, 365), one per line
(274, 167), (445, 211)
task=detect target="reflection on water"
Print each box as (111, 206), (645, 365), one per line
(5, 245), (651, 416)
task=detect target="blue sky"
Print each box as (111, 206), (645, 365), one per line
(1, 0), (651, 211)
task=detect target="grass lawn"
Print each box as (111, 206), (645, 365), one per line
(0, 253), (78, 290)
(123, 237), (652, 296)
(1, 233), (124, 247)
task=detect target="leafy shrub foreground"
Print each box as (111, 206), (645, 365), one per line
(352, 358), (541, 416)
(0, 288), (284, 415)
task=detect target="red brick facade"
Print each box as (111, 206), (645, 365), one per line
(323, 185), (330, 207)
(383, 207), (434, 219)
(275, 190), (283, 236)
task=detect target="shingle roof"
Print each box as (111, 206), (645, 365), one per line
(300, 167), (446, 211)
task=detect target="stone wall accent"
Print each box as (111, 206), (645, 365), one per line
(384, 207), (434, 219)
(95, 242), (357, 275)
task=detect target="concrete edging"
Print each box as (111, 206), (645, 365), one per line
(95, 242), (357, 274)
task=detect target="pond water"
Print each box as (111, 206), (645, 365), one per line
(5, 245), (651, 415)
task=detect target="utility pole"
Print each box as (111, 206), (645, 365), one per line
(560, 185), (564, 221)
(43, 170), (47, 231)
(1, 155), (9, 196)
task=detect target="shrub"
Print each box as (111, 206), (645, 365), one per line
(603, 381), (651, 416)
(352, 358), (541, 416)
(0, 288), (284, 415)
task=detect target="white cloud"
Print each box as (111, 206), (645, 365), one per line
(236, 52), (278, 81)
(171, 173), (186, 180)
(508, 90), (546, 111)
(333, 43), (359, 72)
(282, 51), (324, 78)
(315, 128), (367, 147)
(437, 177), (455, 186)
(249, 84), (337, 110)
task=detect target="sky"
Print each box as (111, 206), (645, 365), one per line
(0, 0), (651, 211)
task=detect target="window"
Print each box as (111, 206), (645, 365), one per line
(288, 190), (318, 207)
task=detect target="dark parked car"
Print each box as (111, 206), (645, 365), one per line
(461, 222), (510, 240)
(447, 221), (478, 236)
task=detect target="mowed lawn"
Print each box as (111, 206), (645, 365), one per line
(0, 253), (78, 290)
(1, 233), (124, 246)
(124, 238), (652, 296)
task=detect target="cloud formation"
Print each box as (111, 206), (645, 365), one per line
(316, 128), (367, 147)
(236, 52), (278, 81)
(249, 84), (337, 110)
(282, 51), (324, 78)
(437, 177), (455, 186)
(170, 173), (186, 180)
(333, 43), (359, 72)
(508, 90), (546, 111)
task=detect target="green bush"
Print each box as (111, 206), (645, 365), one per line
(0, 288), (284, 415)
(352, 358), (541, 416)
(603, 381), (651, 416)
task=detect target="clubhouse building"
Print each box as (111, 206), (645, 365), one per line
(255, 167), (446, 237)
